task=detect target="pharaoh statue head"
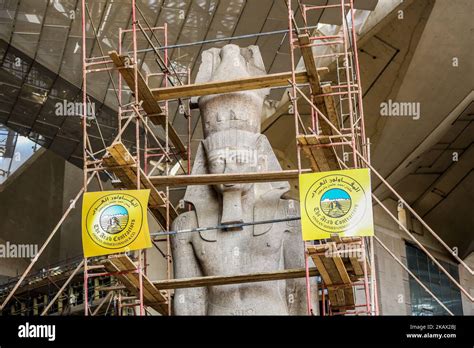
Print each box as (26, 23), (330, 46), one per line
(195, 44), (269, 137)
(184, 44), (288, 228)
(196, 43), (270, 186)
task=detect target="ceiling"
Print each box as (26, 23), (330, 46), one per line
(364, 0), (473, 258)
(0, 0), (377, 165)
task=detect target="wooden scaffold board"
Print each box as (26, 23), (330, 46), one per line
(151, 70), (312, 100)
(149, 169), (312, 187)
(153, 267), (320, 290)
(102, 254), (169, 315)
(297, 34), (342, 172)
(307, 236), (370, 311)
(102, 141), (177, 227)
(109, 51), (187, 156)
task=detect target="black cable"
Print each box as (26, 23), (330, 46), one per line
(150, 216), (301, 237)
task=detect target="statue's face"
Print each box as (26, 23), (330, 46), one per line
(207, 147), (257, 194)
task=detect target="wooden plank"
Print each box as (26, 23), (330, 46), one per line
(152, 267), (319, 290)
(332, 255), (352, 284)
(299, 34), (323, 96)
(320, 253), (343, 285)
(109, 51), (162, 116)
(109, 51), (186, 155)
(297, 135), (322, 171)
(151, 71), (313, 100)
(320, 84), (341, 137)
(343, 287), (355, 308)
(297, 34), (341, 172)
(310, 254), (340, 306)
(308, 244), (355, 308)
(104, 142), (177, 226)
(149, 169), (311, 187)
(103, 259), (154, 302)
(349, 257), (365, 276)
(103, 255), (168, 315)
(299, 135), (332, 172)
(309, 255), (331, 285)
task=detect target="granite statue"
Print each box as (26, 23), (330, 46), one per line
(171, 44), (315, 315)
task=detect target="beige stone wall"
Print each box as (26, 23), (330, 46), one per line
(373, 198), (470, 315)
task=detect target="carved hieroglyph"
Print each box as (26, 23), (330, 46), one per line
(171, 44), (316, 315)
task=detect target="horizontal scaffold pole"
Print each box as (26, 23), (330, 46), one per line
(151, 71), (315, 101)
(149, 169), (311, 186)
(152, 267), (319, 290)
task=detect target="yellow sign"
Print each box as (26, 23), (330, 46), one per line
(82, 190), (152, 257)
(299, 168), (374, 241)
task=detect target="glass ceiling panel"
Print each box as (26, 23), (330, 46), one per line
(44, 0), (78, 27)
(0, 0), (18, 41)
(2, 0), (337, 163)
(36, 25), (69, 73)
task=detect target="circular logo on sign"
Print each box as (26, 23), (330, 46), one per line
(85, 194), (143, 250)
(304, 174), (366, 234)
(320, 188), (352, 218)
(99, 205), (129, 234)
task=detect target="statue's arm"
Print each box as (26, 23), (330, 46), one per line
(282, 199), (318, 315)
(170, 211), (207, 315)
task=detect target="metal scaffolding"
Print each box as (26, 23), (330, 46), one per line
(286, 0), (472, 316)
(0, 0), (472, 317)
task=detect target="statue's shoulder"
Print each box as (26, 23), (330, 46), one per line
(172, 210), (198, 231)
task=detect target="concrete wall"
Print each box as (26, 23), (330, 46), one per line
(0, 150), (65, 273)
(373, 198), (470, 315)
(58, 160), (102, 261)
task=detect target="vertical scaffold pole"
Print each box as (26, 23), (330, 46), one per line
(81, 0), (89, 316)
(304, 244), (313, 315)
(288, 0), (312, 316)
(340, 0), (357, 168)
(118, 27), (123, 142)
(349, 0), (367, 160)
(131, 0), (145, 316)
(164, 22), (173, 316)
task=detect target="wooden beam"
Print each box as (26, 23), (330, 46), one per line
(152, 267), (319, 290)
(103, 141), (177, 225)
(103, 255), (169, 315)
(349, 257), (364, 276)
(332, 255), (352, 284)
(109, 51), (163, 116)
(299, 34), (323, 97)
(149, 169), (311, 187)
(109, 51), (186, 155)
(297, 134), (330, 172)
(297, 34), (342, 172)
(296, 89), (341, 172)
(151, 71), (314, 101)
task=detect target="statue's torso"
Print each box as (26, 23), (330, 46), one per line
(178, 201), (295, 315)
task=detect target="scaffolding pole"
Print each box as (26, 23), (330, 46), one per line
(5, 0), (471, 318)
